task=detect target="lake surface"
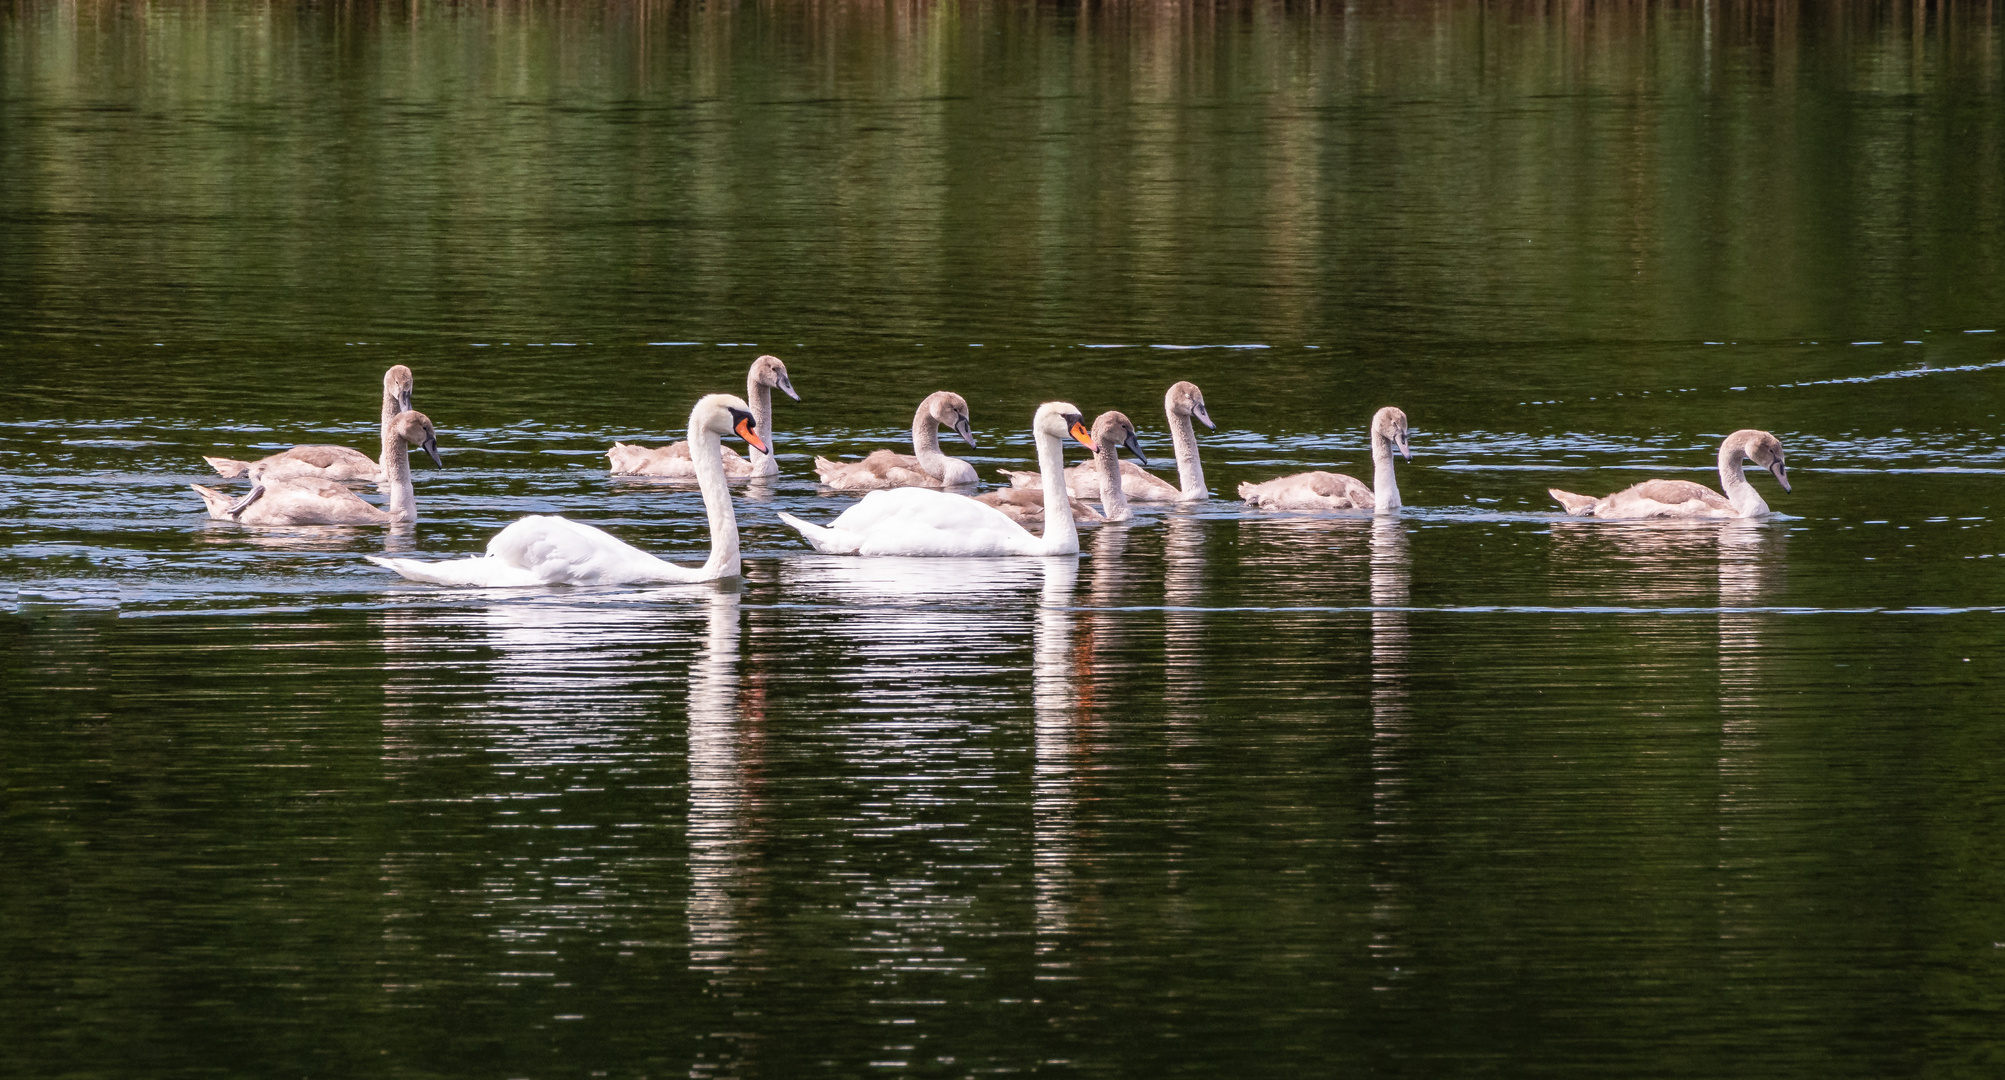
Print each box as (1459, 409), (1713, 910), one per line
(4, 2), (2005, 1077)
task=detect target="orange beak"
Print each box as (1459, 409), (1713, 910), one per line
(1068, 421), (1097, 453)
(735, 416), (770, 454)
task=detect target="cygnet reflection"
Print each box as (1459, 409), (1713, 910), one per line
(1716, 520), (1786, 942)
(1367, 517), (1413, 989)
(1163, 513), (1207, 736)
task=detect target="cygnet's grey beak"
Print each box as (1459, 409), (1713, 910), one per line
(1770, 460), (1791, 492)
(1122, 432), (1148, 466)
(1193, 402), (1215, 430)
(421, 436), (443, 469)
(400, 389), (413, 413)
(777, 375), (801, 402)
(955, 417), (978, 448)
(1398, 437), (1412, 462)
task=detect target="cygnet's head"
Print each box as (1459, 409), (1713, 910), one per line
(385, 364), (415, 413)
(692, 393), (768, 454)
(392, 409), (443, 468)
(1167, 381), (1215, 430)
(926, 391), (978, 448)
(1372, 406), (1411, 461)
(1093, 410), (1147, 465)
(751, 354), (800, 402)
(1035, 401), (1096, 452)
(1730, 429), (1790, 492)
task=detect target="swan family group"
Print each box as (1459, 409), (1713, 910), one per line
(189, 356), (1794, 587)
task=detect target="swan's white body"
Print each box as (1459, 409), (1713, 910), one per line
(1239, 406), (1410, 514)
(372, 394), (759, 585)
(1005, 381), (1212, 503)
(782, 402), (1093, 557)
(814, 391), (980, 489)
(608, 355), (797, 479)
(205, 365), (415, 483)
(192, 410), (440, 526)
(1549, 430), (1791, 519)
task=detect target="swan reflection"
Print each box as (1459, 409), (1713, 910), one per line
(1031, 555), (1084, 959)
(687, 585), (762, 985)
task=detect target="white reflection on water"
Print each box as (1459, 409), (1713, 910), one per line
(1031, 555), (1083, 969)
(1367, 517), (1412, 990)
(688, 586), (759, 993)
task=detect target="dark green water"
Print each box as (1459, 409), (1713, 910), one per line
(5, 2), (2005, 1077)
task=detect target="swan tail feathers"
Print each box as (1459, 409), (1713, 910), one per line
(778, 511), (862, 554)
(1236, 481), (1267, 506)
(998, 469), (1040, 489)
(191, 483), (236, 517)
(204, 456), (252, 477)
(605, 443), (647, 475)
(1548, 488), (1599, 516)
(812, 457), (844, 483)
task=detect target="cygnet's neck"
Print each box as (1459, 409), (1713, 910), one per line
(912, 407), (950, 479)
(745, 370), (775, 473)
(1370, 432), (1402, 514)
(690, 415), (742, 577)
(1168, 404), (1208, 500)
(1035, 424), (1080, 554)
(1718, 438), (1768, 517)
(1096, 440), (1130, 522)
(380, 421), (416, 521)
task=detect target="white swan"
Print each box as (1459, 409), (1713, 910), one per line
(1239, 406), (1410, 514)
(780, 402), (1095, 557)
(370, 394), (763, 585)
(1004, 381), (1212, 502)
(192, 410), (441, 525)
(607, 355), (798, 479)
(813, 391), (980, 489)
(976, 410), (1146, 525)
(205, 365), (415, 483)
(1549, 429), (1791, 519)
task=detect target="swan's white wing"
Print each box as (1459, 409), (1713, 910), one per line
(805, 488), (1038, 557)
(486, 515), (693, 584)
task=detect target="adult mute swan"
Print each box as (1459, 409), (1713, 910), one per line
(977, 410), (1146, 526)
(814, 391), (979, 489)
(780, 402), (1095, 557)
(608, 354), (798, 479)
(1549, 430), (1791, 519)
(1239, 406), (1410, 513)
(1004, 381), (1212, 502)
(205, 364), (415, 483)
(192, 410), (442, 525)
(371, 395), (765, 586)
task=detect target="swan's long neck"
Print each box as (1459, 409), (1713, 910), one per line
(1718, 439), (1767, 517)
(912, 407), (949, 480)
(690, 415), (742, 577)
(746, 370), (775, 474)
(1096, 440), (1130, 522)
(1035, 424), (1080, 554)
(380, 419), (416, 521)
(1168, 403), (1207, 500)
(1371, 432), (1402, 515)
